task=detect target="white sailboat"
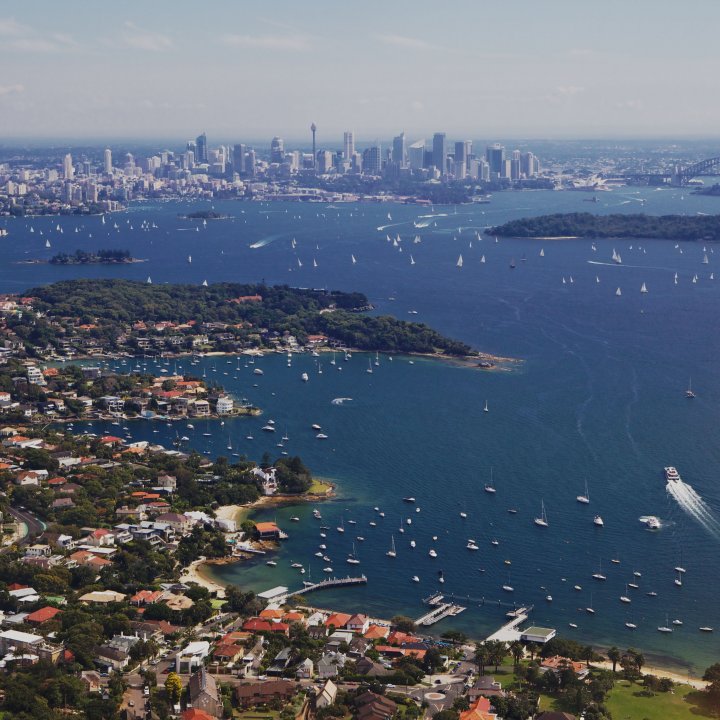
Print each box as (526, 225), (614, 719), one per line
(616, 287), (622, 296)
(534, 500), (548, 527)
(703, 253), (709, 264)
(484, 467), (496, 493)
(577, 480), (590, 504)
(410, 254), (415, 265)
(366, 359), (373, 374)
(480, 255), (486, 263)
(640, 282), (648, 294)
(483, 399), (489, 413)
(313, 258), (318, 268)
(658, 614), (673, 633)
(386, 535), (397, 558)
(620, 584), (631, 603)
(297, 258), (303, 268)
(457, 254), (463, 268)
(45, 238), (51, 248)
(147, 276), (152, 284)
(351, 254), (357, 264)
(540, 248), (545, 257)
(347, 542), (360, 564)
(202, 279), (208, 287)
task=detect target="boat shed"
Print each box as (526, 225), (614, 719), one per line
(257, 586), (289, 602)
(521, 626), (556, 644)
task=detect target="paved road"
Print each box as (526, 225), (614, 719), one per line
(6, 506), (45, 549)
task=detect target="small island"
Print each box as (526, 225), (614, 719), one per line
(491, 212), (720, 241)
(181, 210), (228, 220)
(49, 248), (142, 265)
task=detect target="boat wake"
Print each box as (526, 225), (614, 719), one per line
(587, 260), (676, 271)
(377, 222), (407, 231)
(331, 397), (353, 405)
(666, 479), (720, 540)
(249, 234), (281, 249)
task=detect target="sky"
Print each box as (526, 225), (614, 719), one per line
(2, 0), (720, 143)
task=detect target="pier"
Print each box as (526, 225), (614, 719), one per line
(415, 593), (467, 626)
(485, 606), (531, 642)
(284, 574), (367, 599)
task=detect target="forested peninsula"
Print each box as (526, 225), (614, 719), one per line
(18, 279), (474, 358)
(491, 212), (720, 241)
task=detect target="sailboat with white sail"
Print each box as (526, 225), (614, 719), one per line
(457, 254), (463, 268)
(577, 480), (590, 504)
(386, 535), (397, 558)
(534, 500), (548, 527)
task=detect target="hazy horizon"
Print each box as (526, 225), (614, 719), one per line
(3, 0), (720, 140)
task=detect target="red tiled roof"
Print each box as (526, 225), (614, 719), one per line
(26, 606), (62, 624)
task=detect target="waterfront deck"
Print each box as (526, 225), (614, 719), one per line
(415, 593), (466, 626)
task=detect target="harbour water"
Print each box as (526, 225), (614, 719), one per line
(5, 185), (720, 674)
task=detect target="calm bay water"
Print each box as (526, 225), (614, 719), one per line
(5, 185), (720, 673)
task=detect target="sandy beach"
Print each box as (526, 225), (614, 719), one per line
(593, 660), (708, 690)
(179, 558), (228, 597)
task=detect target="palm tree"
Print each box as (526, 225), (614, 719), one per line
(633, 650), (645, 674)
(607, 646), (621, 673)
(582, 644), (594, 668)
(487, 640), (507, 673)
(526, 641), (539, 661)
(474, 643), (490, 676)
(509, 640), (525, 667)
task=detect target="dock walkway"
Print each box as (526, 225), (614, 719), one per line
(485, 606), (531, 642)
(284, 574), (367, 599)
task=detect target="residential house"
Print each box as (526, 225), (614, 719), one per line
(176, 641), (210, 673)
(355, 691), (397, 720)
(316, 679), (337, 709)
(295, 658), (314, 679)
(459, 697), (498, 720)
(235, 680), (297, 709)
(317, 651), (346, 679)
(188, 667), (222, 718)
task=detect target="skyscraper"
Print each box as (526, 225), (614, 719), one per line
(195, 132), (208, 164)
(486, 143), (505, 177)
(408, 140), (425, 170)
(432, 133), (447, 173)
(363, 145), (382, 175)
(392, 132), (407, 167)
(232, 144), (246, 175)
(310, 123), (317, 169)
(270, 137), (284, 163)
(103, 148), (112, 174)
(343, 131), (355, 160)
(245, 148), (256, 176)
(63, 153), (74, 180)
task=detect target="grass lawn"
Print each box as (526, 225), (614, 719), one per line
(308, 478), (333, 494)
(233, 711), (279, 720)
(605, 680), (714, 720)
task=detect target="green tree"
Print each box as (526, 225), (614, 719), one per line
(486, 640), (507, 673)
(474, 643), (490, 676)
(391, 615), (417, 633)
(509, 640), (524, 667)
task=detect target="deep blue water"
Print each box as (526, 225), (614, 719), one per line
(5, 186), (720, 673)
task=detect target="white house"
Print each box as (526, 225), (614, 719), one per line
(216, 396), (234, 414)
(176, 640), (210, 673)
(251, 467), (278, 496)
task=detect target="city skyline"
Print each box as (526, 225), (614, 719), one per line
(3, 0), (720, 140)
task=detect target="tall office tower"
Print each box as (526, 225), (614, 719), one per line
(245, 149), (256, 176)
(408, 140), (425, 170)
(318, 150), (334, 174)
(270, 136), (284, 163)
(464, 140), (473, 161)
(103, 148), (112, 174)
(432, 132), (447, 173)
(363, 145), (382, 174)
(511, 149), (521, 180)
(186, 140), (196, 154)
(392, 132), (407, 167)
(195, 132), (208, 164)
(502, 159), (512, 178)
(486, 143), (505, 177)
(454, 140), (467, 178)
(310, 123), (317, 169)
(351, 152), (362, 173)
(479, 159), (490, 181)
(343, 131), (355, 159)
(63, 153), (74, 180)
(232, 144), (246, 174)
(521, 151), (536, 177)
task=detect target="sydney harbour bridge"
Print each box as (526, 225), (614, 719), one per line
(626, 156), (720, 186)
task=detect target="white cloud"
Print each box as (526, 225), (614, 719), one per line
(221, 33), (310, 51)
(0, 83), (24, 97)
(120, 21), (172, 51)
(375, 34), (437, 50)
(0, 18), (27, 36)
(616, 99), (644, 110)
(555, 85), (585, 96)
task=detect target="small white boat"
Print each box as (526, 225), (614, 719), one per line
(593, 515), (604, 527)
(301, 372), (309, 382)
(700, 626), (714, 632)
(386, 535), (397, 558)
(411, 575), (420, 583)
(266, 560), (277, 567)
(428, 549), (437, 558)
(577, 480), (590, 504)
(569, 622), (578, 629)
